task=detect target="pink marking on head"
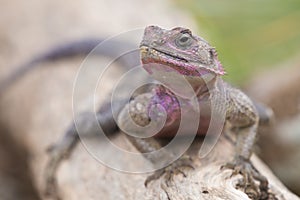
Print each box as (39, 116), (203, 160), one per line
(142, 57), (225, 77)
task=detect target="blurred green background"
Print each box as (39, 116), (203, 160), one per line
(175, 0), (300, 85)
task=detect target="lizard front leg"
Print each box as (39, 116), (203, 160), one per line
(117, 92), (194, 187)
(222, 86), (269, 199)
(44, 100), (125, 199)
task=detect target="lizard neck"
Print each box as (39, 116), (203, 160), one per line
(185, 74), (218, 97)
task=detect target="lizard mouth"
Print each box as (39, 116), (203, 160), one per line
(140, 45), (219, 76)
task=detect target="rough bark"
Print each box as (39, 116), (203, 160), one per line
(0, 56), (298, 200)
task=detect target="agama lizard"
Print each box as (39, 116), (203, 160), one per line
(0, 26), (273, 199)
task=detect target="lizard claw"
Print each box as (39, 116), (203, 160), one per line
(145, 155), (194, 187)
(43, 143), (69, 200)
(221, 156), (269, 200)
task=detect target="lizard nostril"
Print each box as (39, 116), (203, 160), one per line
(151, 39), (165, 46)
(151, 41), (159, 47)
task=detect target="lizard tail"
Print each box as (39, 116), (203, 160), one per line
(0, 38), (139, 97)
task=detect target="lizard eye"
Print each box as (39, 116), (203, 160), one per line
(175, 33), (192, 48)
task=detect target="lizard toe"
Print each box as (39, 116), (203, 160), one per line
(144, 155), (194, 187)
(221, 157), (270, 200)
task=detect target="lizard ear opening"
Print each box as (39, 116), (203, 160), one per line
(210, 48), (218, 58)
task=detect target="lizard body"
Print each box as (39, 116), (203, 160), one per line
(120, 25), (258, 170)
(116, 26), (271, 199)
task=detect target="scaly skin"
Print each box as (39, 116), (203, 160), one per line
(118, 26), (269, 199)
(42, 26), (273, 199)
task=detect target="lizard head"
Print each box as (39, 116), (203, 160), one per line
(140, 26), (225, 78)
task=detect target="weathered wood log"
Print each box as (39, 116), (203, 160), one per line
(0, 56), (299, 199)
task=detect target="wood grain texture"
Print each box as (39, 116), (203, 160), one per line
(1, 61), (299, 199)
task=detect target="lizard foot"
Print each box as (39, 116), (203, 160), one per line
(43, 144), (70, 200)
(221, 156), (270, 200)
(145, 155), (194, 187)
